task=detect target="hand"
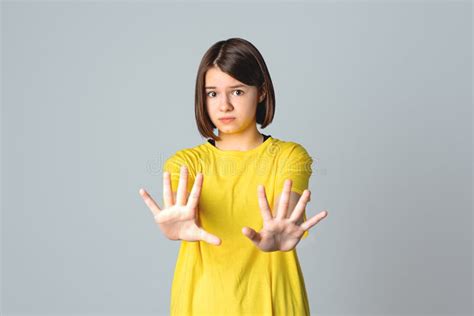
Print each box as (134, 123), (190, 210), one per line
(242, 179), (328, 252)
(139, 165), (221, 246)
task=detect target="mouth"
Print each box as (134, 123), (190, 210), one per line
(219, 117), (235, 124)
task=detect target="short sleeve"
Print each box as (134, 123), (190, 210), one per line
(275, 144), (313, 196)
(275, 144), (313, 239)
(163, 150), (196, 195)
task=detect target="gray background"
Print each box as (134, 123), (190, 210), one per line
(1, 1), (472, 315)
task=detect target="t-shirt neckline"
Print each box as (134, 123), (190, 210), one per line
(205, 135), (274, 155)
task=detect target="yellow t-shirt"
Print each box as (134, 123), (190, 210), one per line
(163, 135), (313, 316)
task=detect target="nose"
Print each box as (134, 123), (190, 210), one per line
(219, 94), (234, 112)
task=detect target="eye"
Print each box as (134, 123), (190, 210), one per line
(207, 91), (216, 98)
(233, 89), (244, 96)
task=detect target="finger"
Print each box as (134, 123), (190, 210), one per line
(187, 173), (203, 210)
(276, 179), (292, 220)
(176, 165), (188, 206)
(300, 210), (329, 232)
(163, 171), (174, 209)
(242, 226), (262, 244)
(257, 185), (273, 221)
(288, 190), (311, 223)
(198, 228), (221, 246)
(139, 188), (162, 217)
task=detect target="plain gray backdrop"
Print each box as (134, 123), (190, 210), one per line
(1, 1), (472, 315)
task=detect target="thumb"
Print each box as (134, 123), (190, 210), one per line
(199, 228), (222, 246)
(242, 227), (262, 244)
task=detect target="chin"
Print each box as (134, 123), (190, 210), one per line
(217, 125), (235, 133)
(220, 127), (235, 133)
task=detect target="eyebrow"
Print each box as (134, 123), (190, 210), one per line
(205, 84), (247, 90)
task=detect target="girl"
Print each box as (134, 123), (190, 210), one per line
(139, 37), (328, 315)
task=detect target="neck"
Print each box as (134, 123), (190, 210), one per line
(215, 126), (263, 151)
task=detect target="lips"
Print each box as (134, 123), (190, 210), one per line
(219, 117), (235, 124)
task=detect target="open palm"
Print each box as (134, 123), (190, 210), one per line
(139, 165), (221, 246)
(242, 179), (328, 252)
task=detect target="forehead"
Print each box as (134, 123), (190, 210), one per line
(205, 67), (246, 88)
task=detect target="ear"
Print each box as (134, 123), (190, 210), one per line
(258, 87), (266, 103)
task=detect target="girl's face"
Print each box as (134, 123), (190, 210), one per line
(205, 66), (265, 135)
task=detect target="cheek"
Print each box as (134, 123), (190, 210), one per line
(205, 102), (220, 120)
(242, 101), (257, 113)
(205, 102), (216, 114)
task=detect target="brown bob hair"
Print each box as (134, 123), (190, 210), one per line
(194, 38), (276, 142)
